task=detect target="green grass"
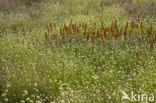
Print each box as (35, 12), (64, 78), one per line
(0, 0), (156, 103)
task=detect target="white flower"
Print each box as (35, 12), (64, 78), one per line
(26, 98), (30, 101)
(30, 100), (34, 103)
(5, 90), (8, 93)
(2, 93), (6, 97)
(6, 84), (11, 87)
(35, 83), (37, 87)
(36, 96), (40, 98)
(36, 101), (41, 103)
(31, 95), (35, 98)
(21, 100), (25, 103)
(24, 90), (28, 95)
(5, 98), (8, 101)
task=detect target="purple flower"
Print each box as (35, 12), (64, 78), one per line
(28, 16), (32, 20)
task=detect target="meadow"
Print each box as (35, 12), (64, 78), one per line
(0, 0), (156, 103)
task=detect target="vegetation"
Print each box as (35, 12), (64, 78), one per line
(0, 0), (156, 102)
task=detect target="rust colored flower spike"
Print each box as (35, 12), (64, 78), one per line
(50, 26), (53, 32)
(54, 23), (56, 29)
(100, 31), (103, 39)
(125, 59), (128, 67)
(125, 21), (129, 29)
(136, 51), (141, 60)
(136, 24), (139, 29)
(120, 28), (123, 36)
(124, 29), (127, 38)
(64, 23), (67, 31)
(141, 29), (144, 34)
(111, 27), (114, 37)
(50, 22), (52, 28)
(45, 32), (48, 40)
(140, 21), (143, 30)
(92, 35), (95, 43)
(92, 30), (95, 36)
(97, 30), (100, 38)
(87, 33), (90, 41)
(60, 28), (62, 34)
(79, 21), (82, 27)
(72, 24), (76, 32)
(68, 27), (72, 34)
(104, 28), (107, 39)
(131, 20), (135, 31)
(147, 28), (151, 38)
(51, 34), (55, 39)
(94, 22), (96, 27)
(84, 31), (86, 37)
(150, 42), (154, 51)
(46, 24), (50, 34)
(82, 22), (85, 28)
(85, 24), (87, 31)
(146, 25), (152, 38)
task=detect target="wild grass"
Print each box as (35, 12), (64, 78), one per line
(0, 0), (156, 103)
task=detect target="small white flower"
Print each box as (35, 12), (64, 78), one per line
(35, 83), (37, 87)
(36, 96), (40, 98)
(31, 95), (35, 98)
(26, 98), (30, 101)
(6, 84), (11, 87)
(5, 90), (8, 93)
(21, 100), (25, 103)
(5, 98), (8, 101)
(36, 101), (41, 103)
(30, 100), (34, 103)
(24, 90), (28, 95)
(2, 93), (6, 97)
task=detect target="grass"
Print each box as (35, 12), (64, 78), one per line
(0, 0), (156, 102)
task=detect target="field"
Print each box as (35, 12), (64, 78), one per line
(0, 0), (156, 103)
